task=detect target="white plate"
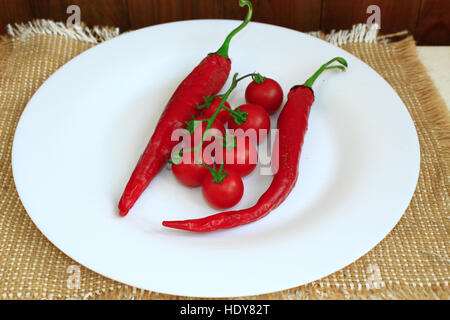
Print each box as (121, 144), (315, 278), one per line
(12, 20), (420, 298)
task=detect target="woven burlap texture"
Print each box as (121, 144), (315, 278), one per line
(0, 24), (448, 300)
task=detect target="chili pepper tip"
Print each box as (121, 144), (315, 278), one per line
(162, 220), (187, 230)
(119, 210), (128, 217)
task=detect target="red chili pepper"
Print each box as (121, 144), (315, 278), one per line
(119, 1), (253, 216)
(162, 57), (348, 232)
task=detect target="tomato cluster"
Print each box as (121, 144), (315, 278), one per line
(171, 75), (283, 210)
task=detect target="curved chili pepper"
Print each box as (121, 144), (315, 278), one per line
(119, 1), (253, 216)
(162, 57), (348, 232)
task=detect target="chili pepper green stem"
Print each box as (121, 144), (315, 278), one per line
(214, 0), (253, 59)
(303, 57), (348, 88)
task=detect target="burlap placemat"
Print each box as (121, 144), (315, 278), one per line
(0, 21), (448, 300)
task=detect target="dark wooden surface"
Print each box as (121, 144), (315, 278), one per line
(0, 0), (448, 44)
(415, 0), (450, 45)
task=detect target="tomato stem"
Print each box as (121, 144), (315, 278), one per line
(252, 73), (266, 84)
(196, 95), (217, 110)
(200, 162), (228, 184)
(202, 72), (255, 138)
(175, 72), (258, 183)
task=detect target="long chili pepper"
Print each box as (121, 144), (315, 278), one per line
(162, 57), (348, 232)
(119, 1), (253, 216)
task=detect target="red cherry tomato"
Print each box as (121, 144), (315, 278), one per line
(172, 151), (213, 188)
(202, 169), (244, 210)
(245, 77), (283, 115)
(216, 138), (258, 177)
(201, 97), (231, 124)
(228, 104), (271, 144)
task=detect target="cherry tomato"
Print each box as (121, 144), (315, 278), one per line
(201, 97), (232, 124)
(228, 104), (271, 144)
(172, 151), (213, 188)
(202, 169), (244, 210)
(245, 77), (283, 115)
(216, 138), (258, 177)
